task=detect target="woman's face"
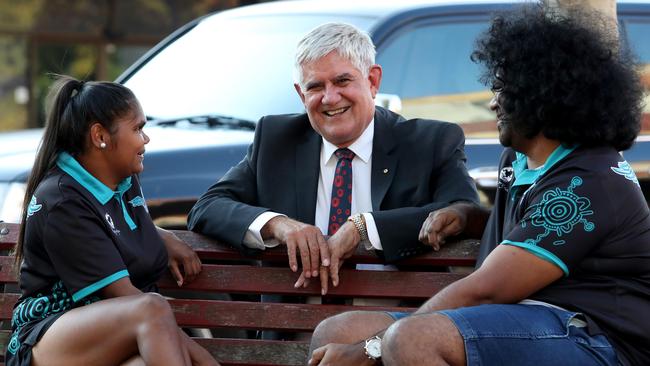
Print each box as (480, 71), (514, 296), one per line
(109, 102), (149, 179)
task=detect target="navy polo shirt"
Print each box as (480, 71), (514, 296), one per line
(479, 145), (650, 366)
(14, 151), (168, 328)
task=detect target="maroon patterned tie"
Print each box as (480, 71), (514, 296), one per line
(328, 148), (355, 235)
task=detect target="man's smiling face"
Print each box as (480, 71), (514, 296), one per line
(295, 51), (381, 147)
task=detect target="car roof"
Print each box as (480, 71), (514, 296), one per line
(221, 0), (648, 19)
(226, 0), (515, 18)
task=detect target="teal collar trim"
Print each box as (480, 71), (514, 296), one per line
(512, 145), (577, 187)
(56, 152), (132, 205)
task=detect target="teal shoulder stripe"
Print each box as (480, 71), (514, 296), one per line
(57, 152), (113, 204)
(56, 152), (133, 205)
(72, 270), (130, 302)
(512, 145), (577, 187)
(501, 240), (569, 276)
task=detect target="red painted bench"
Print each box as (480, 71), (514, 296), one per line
(0, 221), (478, 365)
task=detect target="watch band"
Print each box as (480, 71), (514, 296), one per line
(347, 213), (369, 242)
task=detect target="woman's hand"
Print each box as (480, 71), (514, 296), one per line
(181, 329), (221, 365)
(157, 227), (202, 286)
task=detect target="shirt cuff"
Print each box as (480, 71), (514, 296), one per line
(362, 213), (382, 250)
(243, 211), (285, 249)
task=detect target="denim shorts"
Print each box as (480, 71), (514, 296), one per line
(387, 304), (619, 365)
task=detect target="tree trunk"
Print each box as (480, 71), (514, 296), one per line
(546, 0), (618, 40)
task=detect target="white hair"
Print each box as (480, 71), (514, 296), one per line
(294, 22), (376, 86)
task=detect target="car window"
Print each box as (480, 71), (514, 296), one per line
(377, 19), (494, 138)
(125, 14), (377, 121)
(624, 20), (650, 137)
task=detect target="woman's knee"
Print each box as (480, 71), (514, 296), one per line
(131, 293), (176, 326)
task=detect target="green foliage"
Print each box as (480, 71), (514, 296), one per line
(0, 0), (234, 130)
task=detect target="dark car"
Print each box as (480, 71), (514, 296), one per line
(1, 0), (648, 226)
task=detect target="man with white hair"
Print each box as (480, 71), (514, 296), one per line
(188, 22), (478, 291)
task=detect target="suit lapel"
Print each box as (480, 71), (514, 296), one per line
(295, 128), (321, 224)
(371, 109), (398, 211)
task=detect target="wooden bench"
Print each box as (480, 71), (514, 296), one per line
(0, 221), (478, 365)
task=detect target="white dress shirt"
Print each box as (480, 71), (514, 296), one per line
(243, 120), (383, 250)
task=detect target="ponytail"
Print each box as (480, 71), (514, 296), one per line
(14, 75), (137, 268)
(15, 76), (82, 266)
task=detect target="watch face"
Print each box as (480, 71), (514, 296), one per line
(366, 338), (381, 358)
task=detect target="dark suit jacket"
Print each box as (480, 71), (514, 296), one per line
(187, 107), (478, 262)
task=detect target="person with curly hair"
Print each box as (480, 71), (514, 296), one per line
(306, 4), (649, 366)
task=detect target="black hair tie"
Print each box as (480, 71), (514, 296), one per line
(72, 80), (85, 98)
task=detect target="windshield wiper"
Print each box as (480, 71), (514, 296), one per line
(148, 114), (256, 130)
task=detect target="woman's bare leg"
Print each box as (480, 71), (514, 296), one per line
(121, 355), (145, 366)
(32, 293), (189, 366)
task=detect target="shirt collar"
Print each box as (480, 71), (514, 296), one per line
(321, 119), (374, 165)
(512, 144), (577, 187)
(56, 151), (132, 205)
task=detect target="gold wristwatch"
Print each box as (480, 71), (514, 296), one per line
(347, 213), (368, 241)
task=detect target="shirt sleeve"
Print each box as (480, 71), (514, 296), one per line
(501, 173), (612, 276)
(243, 211), (285, 249)
(43, 198), (129, 302)
(363, 213), (382, 250)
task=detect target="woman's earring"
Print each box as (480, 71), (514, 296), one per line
(100, 142), (107, 149)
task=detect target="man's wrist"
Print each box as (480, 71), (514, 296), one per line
(347, 213), (368, 242)
(261, 215), (286, 239)
(364, 335), (382, 361)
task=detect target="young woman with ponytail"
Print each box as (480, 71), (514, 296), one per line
(7, 75), (219, 366)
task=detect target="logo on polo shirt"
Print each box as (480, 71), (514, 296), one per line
(611, 161), (639, 186)
(27, 196), (42, 218)
(128, 196), (145, 208)
(498, 167), (514, 191)
(105, 213), (120, 235)
(526, 176), (594, 245)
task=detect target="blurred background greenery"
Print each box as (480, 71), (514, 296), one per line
(0, 0), (269, 131)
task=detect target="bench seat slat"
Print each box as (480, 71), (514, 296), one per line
(0, 223), (479, 267)
(0, 329), (308, 366)
(196, 338), (310, 366)
(0, 292), (411, 331)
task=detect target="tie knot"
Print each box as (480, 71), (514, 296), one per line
(335, 148), (355, 160)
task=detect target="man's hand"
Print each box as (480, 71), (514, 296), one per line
(262, 216), (330, 279)
(294, 221), (359, 294)
(157, 227), (202, 287)
(308, 342), (376, 366)
(326, 221), (359, 290)
(418, 205), (468, 251)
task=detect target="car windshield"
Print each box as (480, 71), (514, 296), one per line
(124, 14), (377, 121)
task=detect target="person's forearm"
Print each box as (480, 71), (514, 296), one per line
(414, 274), (493, 315)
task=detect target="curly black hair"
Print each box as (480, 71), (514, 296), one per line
(472, 4), (644, 151)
